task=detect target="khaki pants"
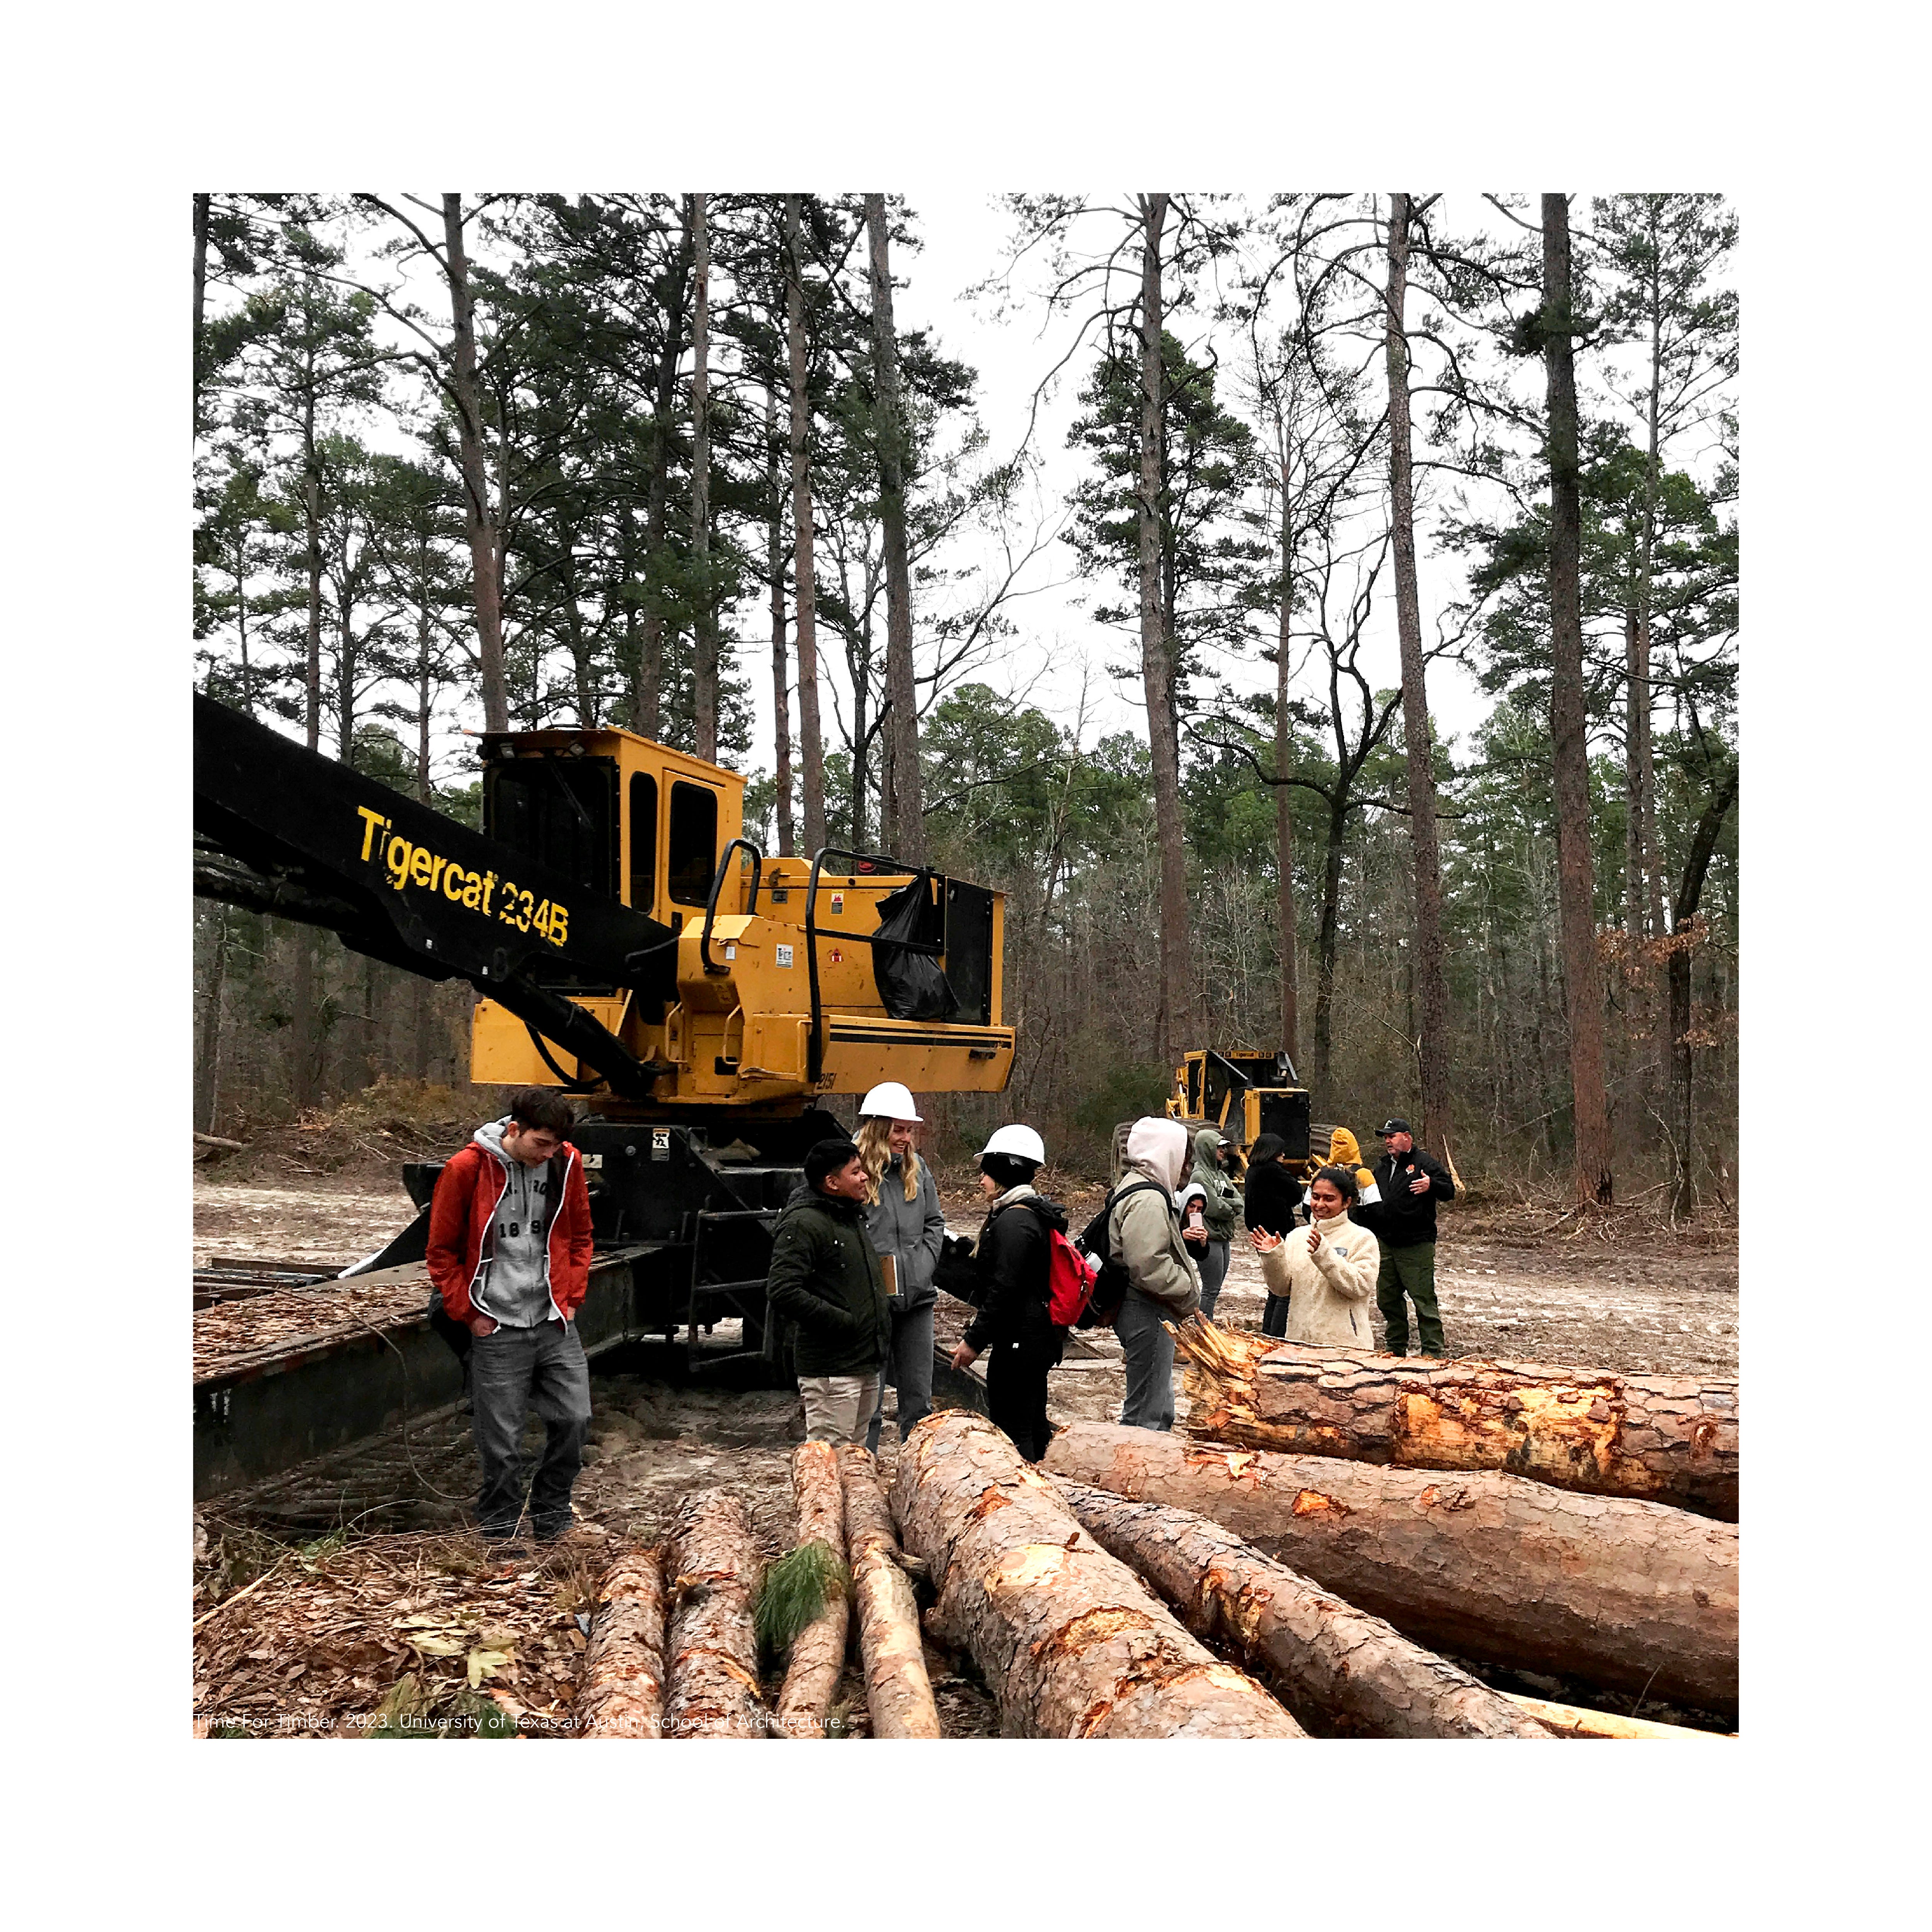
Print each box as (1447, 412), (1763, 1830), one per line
(798, 1373), (881, 1446)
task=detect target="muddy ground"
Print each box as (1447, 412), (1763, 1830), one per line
(194, 1151), (1737, 1737)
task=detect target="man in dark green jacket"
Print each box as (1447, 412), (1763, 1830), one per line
(764, 1138), (893, 1444)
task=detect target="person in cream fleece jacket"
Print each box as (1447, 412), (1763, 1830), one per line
(1249, 1163), (1380, 1349)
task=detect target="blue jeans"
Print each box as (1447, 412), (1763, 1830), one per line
(1116, 1287), (1177, 1431)
(1195, 1240), (1230, 1320)
(866, 1301), (935, 1453)
(469, 1319), (592, 1537)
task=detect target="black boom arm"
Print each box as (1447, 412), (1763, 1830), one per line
(192, 694), (675, 1097)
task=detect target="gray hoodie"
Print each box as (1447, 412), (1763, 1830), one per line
(470, 1118), (556, 1327)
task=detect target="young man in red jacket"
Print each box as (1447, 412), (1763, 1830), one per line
(427, 1087), (595, 1544)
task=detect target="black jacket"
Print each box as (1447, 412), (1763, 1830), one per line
(764, 1184), (892, 1376)
(963, 1191), (1068, 1354)
(1243, 1161), (1304, 1238)
(1369, 1148), (1455, 1248)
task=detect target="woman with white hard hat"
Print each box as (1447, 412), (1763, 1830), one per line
(855, 1082), (947, 1452)
(948, 1122), (1066, 1462)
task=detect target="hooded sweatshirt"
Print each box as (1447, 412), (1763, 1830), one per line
(1111, 1117), (1201, 1315)
(1324, 1127), (1379, 1201)
(1189, 1128), (1243, 1242)
(1257, 1209), (1381, 1347)
(471, 1119), (558, 1327)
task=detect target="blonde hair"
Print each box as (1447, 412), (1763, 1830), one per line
(856, 1115), (922, 1205)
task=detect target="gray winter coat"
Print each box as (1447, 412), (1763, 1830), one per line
(863, 1154), (947, 1315)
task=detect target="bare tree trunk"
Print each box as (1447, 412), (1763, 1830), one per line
(578, 1544), (667, 1739)
(1384, 194), (1451, 1158)
(1311, 798), (1345, 1091)
(688, 193), (718, 763)
(893, 1414), (1303, 1737)
(1054, 1477), (1548, 1737)
(1276, 481), (1299, 1061)
(289, 927), (315, 1112)
(1043, 1422), (1737, 1720)
(1623, 605), (1648, 937)
(442, 195), (508, 733)
(199, 908), (230, 1133)
(662, 1489), (770, 1738)
(1171, 1321), (1738, 1518)
(775, 1442), (850, 1740)
(1541, 193), (1614, 1206)
(1670, 767), (1737, 1217)
(765, 384), (794, 855)
(193, 193), (209, 440)
(786, 195), (827, 854)
(837, 1446), (942, 1738)
(1137, 194), (1188, 1066)
(866, 194), (923, 864)
(632, 228), (691, 740)
(302, 389), (322, 753)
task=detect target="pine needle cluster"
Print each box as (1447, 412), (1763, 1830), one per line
(753, 1539), (850, 1662)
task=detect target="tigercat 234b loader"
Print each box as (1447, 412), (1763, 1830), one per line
(193, 692), (1016, 1379)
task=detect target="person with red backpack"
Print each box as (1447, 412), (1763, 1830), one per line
(947, 1124), (1069, 1462)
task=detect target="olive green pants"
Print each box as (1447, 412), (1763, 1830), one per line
(1376, 1242), (1444, 1357)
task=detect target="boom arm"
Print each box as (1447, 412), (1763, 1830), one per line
(193, 693), (675, 1098)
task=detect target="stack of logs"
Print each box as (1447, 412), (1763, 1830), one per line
(575, 1323), (1737, 1739)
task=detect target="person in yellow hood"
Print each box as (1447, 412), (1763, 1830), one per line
(1325, 1127), (1380, 1205)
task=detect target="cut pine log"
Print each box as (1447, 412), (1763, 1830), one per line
(1053, 1476), (1547, 1738)
(836, 1446), (942, 1738)
(577, 1544), (667, 1739)
(1171, 1320), (1738, 1520)
(662, 1490), (771, 1739)
(1503, 1693), (1733, 1740)
(776, 1442), (851, 1740)
(893, 1412), (1305, 1738)
(1043, 1422), (1737, 1720)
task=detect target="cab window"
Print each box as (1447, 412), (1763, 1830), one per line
(668, 782), (719, 907)
(628, 773), (659, 911)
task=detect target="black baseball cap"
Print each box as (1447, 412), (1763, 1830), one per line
(1376, 1117), (1413, 1137)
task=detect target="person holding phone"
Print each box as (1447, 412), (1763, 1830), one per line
(854, 1082), (947, 1452)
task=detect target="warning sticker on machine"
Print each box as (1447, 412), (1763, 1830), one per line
(651, 1129), (670, 1161)
(775, 944), (794, 968)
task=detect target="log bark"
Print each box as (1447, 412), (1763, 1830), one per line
(836, 1446), (942, 1738)
(892, 1412), (1304, 1738)
(776, 1442), (851, 1740)
(1043, 1422), (1736, 1719)
(1053, 1476), (1546, 1738)
(1505, 1693), (1730, 1740)
(1173, 1320), (1738, 1520)
(577, 1544), (666, 1739)
(662, 1490), (771, 1738)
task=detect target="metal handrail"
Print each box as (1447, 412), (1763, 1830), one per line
(699, 837), (765, 975)
(803, 844), (931, 1082)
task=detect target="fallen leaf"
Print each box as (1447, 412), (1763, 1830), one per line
(468, 1647), (514, 1689)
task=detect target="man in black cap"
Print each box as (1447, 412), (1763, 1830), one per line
(763, 1137), (893, 1444)
(1370, 1118), (1455, 1357)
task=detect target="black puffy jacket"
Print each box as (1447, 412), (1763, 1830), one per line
(1368, 1148), (1455, 1248)
(963, 1190), (1068, 1354)
(764, 1185), (892, 1376)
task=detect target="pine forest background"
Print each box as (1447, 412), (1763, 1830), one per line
(191, 192), (1737, 1211)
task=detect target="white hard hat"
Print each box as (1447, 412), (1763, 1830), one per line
(980, 1124), (1046, 1166)
(859, 1081), (922, 1123)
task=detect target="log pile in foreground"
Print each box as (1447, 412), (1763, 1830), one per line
(1044, 1422), (1736, 1720)
(1053, 1476), (1547, 1738)
(1504, 1693), (1732, 1740)
(1171, 1321), (1739, 1520)
(663, 1490), (771, 1738)
(775, 1443), (852, 1740)
(893, 1411), (1304, 1738)
(837, 1446), (942, 1738)
(577, 1544), (667, 1739)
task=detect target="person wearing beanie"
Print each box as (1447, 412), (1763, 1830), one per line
(1110, 1116), (1201, 1431)
(949, 1124), (1065, 1462)
(854, 1084), (947, 1454)
(764, 1136), (893, 1444)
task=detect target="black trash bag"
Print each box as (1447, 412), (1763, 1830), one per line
(871, 874), (959, 1021)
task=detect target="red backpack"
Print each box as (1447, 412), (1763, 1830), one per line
(1044, 1225), (1100, 1329)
